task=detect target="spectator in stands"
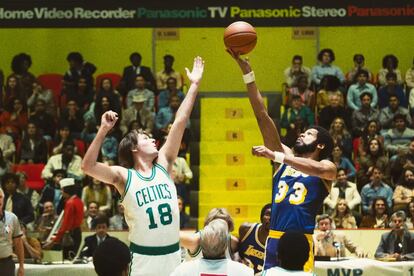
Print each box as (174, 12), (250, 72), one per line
(407, 58), (414, 92)
(81, 177), (112, 214)
(405, 200), (414, 229)
(281, 116), (306, 148)
(377, 54), (403, 87)
(324, 168), (361, 214)
(379, 94), (412, 130)
(1, 173), (34, 225)
(239, 203), (271, 274)
(42, 139), (84, 181)
(1, 75), (22, 112)
(178, 196), (190, 229)
(355, 120), (384, 161)
(264, 231), (313, 275)
(280, 95), (314, 129)
(43, 178), (84, 261)
(0, 148), (11, 179)
(95, 78), (122, 116)
(331, 199), (357, 229)
(158, 77), (185, 110)
(0, 97), (28, 139)
(126, 74), (155, 110)
(330, 145), (355, 180)
(156, 54), (183, 91)
(63, 52), (96, 92)
(287, 74), (315, 110)
(16, 172), (40, 215)
(384, 114), (414, 157)
(19, 121), (48, 164)
(284, 55), (311, 88)
(347, 69), (378, 111)
(351, 92), (380, 137)
(312, 48), (345, 87)
(27, 80), (55, 117)
(30, 99), (56, 139)
(52, 123), (72, 155)
(121, 52), (155, 94)
(80, 215), (114, 259)
(393, 167), (414, 212)
(172, 156), (193, 205)
(172, 219), (253, 276)
(316, 75), (344, 113)
(329, 118), (353, 160)
(9, 53), (36, 101)
(38, 169), (66, 214)
(313, 214), (364, 258)
(390, 138), (414, 184)
(0, 133), (15, 160)
(378, 72), (408, 109)
(60, 100), (84, 138)
(361, 167), (393, 214)
(346, 54), (372, 85)
(155, 95), (187, 139)
(65, 76), (94, 111)
(83, 201), (100, 230)
(36, 201), (58, 242)
(19, 222), (42, 263)
(120, 94), (154, 135)
(375, 211), (414, 260)
(94, 96), (115, 127)
(0, 187), (24, 276)
(93, 238), (131, 276)
(109, 201), (128, 231)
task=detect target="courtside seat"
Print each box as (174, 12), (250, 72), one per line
(12, 163), (46, 191)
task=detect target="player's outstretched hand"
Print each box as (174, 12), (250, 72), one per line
(185, 56), (204, 85)
(226, 48), (252, 74)
(100, 110), (118, 132)
(252, 145), (275, 160)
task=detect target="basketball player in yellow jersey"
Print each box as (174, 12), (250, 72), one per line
(82, 57), (204, 276)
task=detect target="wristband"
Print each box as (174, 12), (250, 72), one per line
(273, 151), (285, 164)
(242, 71), (255, 84)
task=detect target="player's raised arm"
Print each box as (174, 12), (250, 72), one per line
(81, 111), (128, 194)
(228, 50), (291, 155)
(252, 145), (336, 181)
(158, 56), (204, 171)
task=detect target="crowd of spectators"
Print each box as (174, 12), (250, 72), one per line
(0, 51), (193, 263)
(284, 49), (414, 231)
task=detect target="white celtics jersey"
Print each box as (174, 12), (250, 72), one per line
(121, 163), (180, 275)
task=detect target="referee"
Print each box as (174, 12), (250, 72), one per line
(0, 188), (24, 276)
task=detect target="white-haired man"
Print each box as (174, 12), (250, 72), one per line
(171, 219), (253, 276)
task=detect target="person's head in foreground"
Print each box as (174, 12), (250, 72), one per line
(294, 126), (334, 161)
(278, 232), (310, 271)
(200, 218), (229, 259)
(93, 238), (131, 276)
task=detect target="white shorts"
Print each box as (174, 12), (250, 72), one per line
(129, 250), (181, 276)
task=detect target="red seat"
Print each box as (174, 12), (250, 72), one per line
(96, 73), (122, 90)
(12, 163), (46, 191)
(37, 74), (64, 107)
(74, 139), (86, 157)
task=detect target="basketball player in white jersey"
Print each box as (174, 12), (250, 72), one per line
(82, 56), (204, 276)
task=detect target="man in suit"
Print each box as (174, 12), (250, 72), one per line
(120, 94), (154, 135)
(121, 52), (155, 94)
(80, 215), (113, 258)
(375, 211), (414, 261)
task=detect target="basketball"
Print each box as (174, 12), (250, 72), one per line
(224, 21), (257, 55)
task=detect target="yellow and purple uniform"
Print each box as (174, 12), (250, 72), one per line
(264, 163), (328, 271)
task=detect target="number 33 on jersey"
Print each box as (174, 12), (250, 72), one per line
(271, 164), (328, 233)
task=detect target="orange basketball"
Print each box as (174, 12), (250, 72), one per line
(224, 21), (257, 55)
